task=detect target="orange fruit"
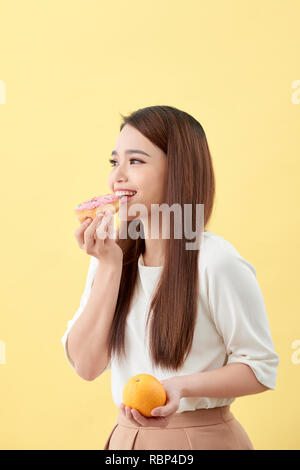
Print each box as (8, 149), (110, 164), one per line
(123, 373), (167, 417)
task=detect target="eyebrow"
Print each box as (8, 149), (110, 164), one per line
(111, 149), (151, 157)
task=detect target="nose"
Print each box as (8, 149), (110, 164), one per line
(114, 162), (128, 183)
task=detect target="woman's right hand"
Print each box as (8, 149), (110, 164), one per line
(74, 209), (123, 266)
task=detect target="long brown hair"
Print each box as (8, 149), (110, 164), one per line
(107, 105), (215, 372)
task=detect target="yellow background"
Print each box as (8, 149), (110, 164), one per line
(0, 0), (299, 450)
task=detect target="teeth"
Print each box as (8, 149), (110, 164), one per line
(115, 190), (136, 197)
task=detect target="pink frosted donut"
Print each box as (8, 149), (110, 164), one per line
(75, 194), (120, 224)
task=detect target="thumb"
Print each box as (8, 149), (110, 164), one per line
(152, 397), (179, 417)
(151, 405), (169, 417)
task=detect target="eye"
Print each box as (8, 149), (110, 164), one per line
(109, 158), (144, 167)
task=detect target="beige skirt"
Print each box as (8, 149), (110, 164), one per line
(103, 405), (254, 450)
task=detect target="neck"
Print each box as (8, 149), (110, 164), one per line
(142, 239), (167, 267)
(139, 216), (168, 267)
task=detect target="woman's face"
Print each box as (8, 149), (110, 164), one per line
(108, 124), (167, 223)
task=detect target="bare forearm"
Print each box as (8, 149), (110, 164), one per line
(177, 363), (270, 399)
(67, 260), (122, 380)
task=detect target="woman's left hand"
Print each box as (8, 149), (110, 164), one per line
(120, 377), (182, 428)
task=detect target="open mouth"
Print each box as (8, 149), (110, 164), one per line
(119, 193), (136, 203)
(115, 190), (137, 203)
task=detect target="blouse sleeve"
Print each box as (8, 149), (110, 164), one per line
(206, 250), (280, 390)
(61, 255), (111, 374)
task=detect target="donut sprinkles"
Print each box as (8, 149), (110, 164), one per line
(76, 194), (119, 210)
(75, 194), (120, 223)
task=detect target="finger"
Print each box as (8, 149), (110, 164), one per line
(96, 210), (112, 240)
(125, 406), (140, 426)
(130, 408), (149, 426)
(74, 218), (93, 247)
(151, 407), (162, 416)
(74, 217), (92, 235)
(106, 210), (116, 239)
(152, 401), (176, 417)
(120, 403), (126, 416)
(84, 213), (105, 245)
(131, 408), (169, 427)
(92, 211), (106, 240)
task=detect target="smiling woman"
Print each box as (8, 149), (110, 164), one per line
(106, 106), (214, 370)
(62, 105), (279, 450)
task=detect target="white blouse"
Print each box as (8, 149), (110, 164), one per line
(61, 230), (280, 412)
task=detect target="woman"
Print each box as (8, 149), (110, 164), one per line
(62, 105), (280, 450)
